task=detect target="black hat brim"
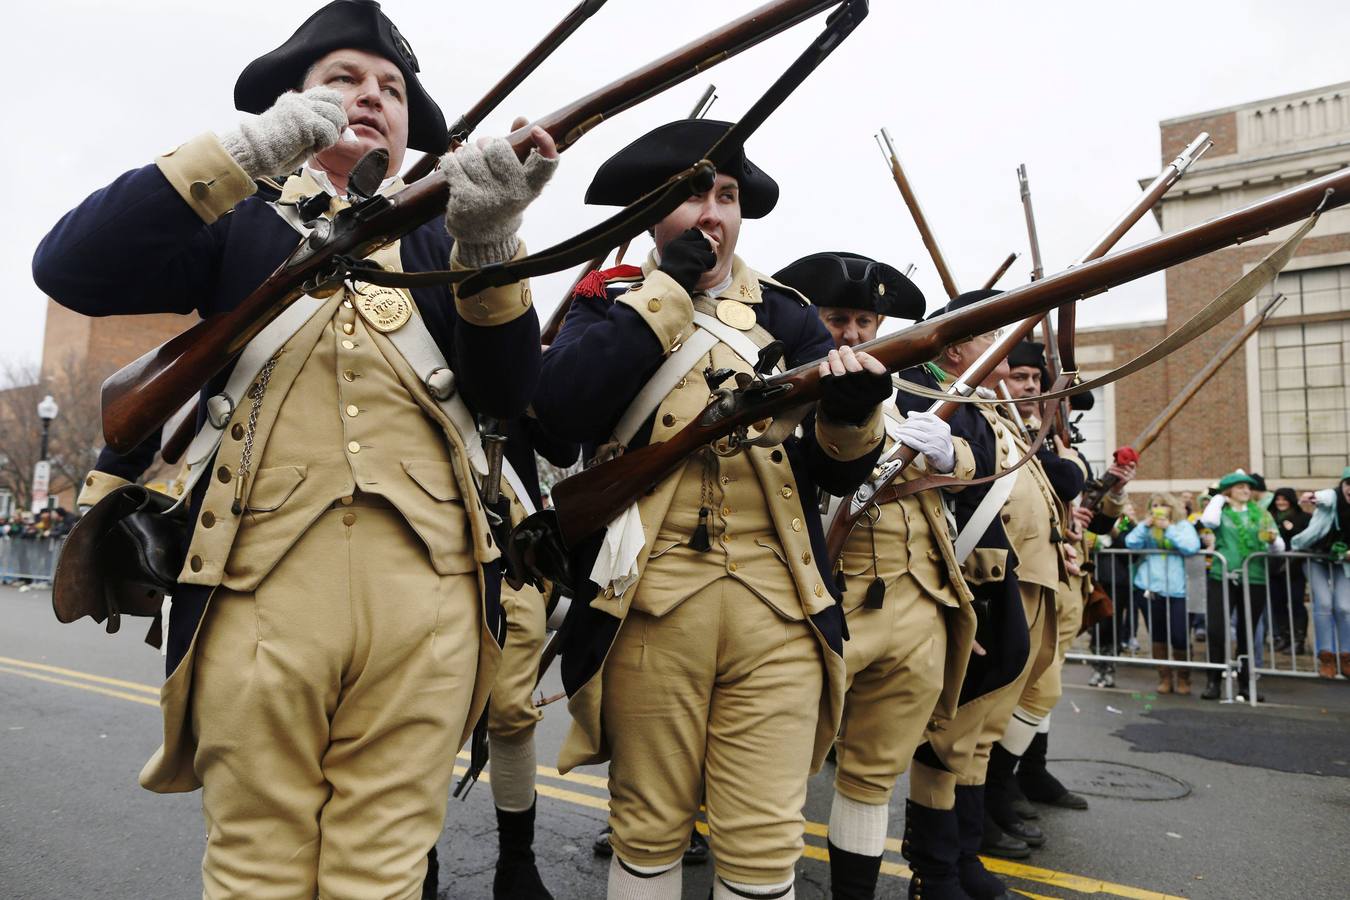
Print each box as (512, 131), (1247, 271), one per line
(586, 119), (779, 219)
(234, 0), (447, 155)
(773, 251), (926, 320)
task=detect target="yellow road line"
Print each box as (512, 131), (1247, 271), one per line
(0, 664), (159, 707)
(8, 658), (1183, 900)
(0, 655), (160, 695)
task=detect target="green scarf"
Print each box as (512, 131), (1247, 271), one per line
(1211, 500), (1275, 583)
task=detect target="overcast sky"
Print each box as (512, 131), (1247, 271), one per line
(9, 0), (1349, 370)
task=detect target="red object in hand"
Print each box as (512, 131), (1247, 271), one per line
(1113, 446), (1140, 467)
(573, 264), (643, 299)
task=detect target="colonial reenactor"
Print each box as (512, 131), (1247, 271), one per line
(1000, 343), (1132, 819)
(33, 1), (557, 896)
(891, 291), (1080, 899)
(534, 119), (888, 900)
(773, 252), (978, 900)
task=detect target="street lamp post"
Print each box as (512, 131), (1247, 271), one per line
(33, 395), (59, 513)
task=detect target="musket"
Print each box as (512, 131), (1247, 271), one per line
(1016, 162), (1073, 443)
(876, 128), (960, 299)
(540, 82), (719, 345)
(1055, 132), (1212, 379)
(982, 252), (1019, 290)
(402, 0), (610, 182)
(1080, 291), (1285, 510)
(100, 0), (849, 453)
(534, 164), (1350, 556)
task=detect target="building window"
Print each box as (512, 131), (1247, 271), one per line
(1257, 265), (1350, 479)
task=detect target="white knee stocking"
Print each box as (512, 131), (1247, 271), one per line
(828, 790), (889, 857)
(487, 734), (537, 813)
(713, 875), (795, 898)
(607, 855), (681, 900)
(999, 706), (1045, 757)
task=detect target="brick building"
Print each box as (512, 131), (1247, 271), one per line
(1074, 80), (1350, 496)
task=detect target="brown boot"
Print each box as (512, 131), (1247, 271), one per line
(1175, 667), (1191, 695)
(1153, 643), (1173, 694)
(1341, 653), (1350, 679)
(1319, 651), (1337, 678)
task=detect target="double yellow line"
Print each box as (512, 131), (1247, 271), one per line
(1, 654), (1181, 899)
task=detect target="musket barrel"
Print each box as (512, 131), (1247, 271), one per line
(879, 127), (961, 299)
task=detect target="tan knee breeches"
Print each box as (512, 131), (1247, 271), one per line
(910, 583), (1055, 809)
(1019, 579), (1085, 719)
(602, 578), (823, 886)
(835, 575), (947, 805)
(190, 506), (481, 900)
(488, 582), (547, 742)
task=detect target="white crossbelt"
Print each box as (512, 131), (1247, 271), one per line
(593, 307), (780, 594)
(952, 423), (1019, 564)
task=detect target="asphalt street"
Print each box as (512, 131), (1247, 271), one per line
(3, 584), (1348, 899)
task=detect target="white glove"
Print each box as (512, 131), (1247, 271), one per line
(897, 410), (956, 474)
(220, 87), (347, 180)
(442, 137), (558, 267)
(1200, 494), (1227, 529)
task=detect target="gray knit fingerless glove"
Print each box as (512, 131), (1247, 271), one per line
(220, 87), (347, 180)
(442, 137), (558, 267)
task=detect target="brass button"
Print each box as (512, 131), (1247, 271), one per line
(201, 511), (215, 528)
(347, 441), (361, 454)
(771, 450), (784, 463)
(231, 424), (245, 440)
(792, 518), (803, 532)
(521, 286), (532, 307)
(342, 339), (356, 350)
(216, 466), (231, 484)
(189, 555), (203, 573)
(346, 404), (359, 417)
(991, 565), (1003, 578)
(780, 486), (792, 499)
(343, 370), (357, 382)
(721, 505), (732, 517)
(647, 299), (662, 313)
(85, 476), (93, 486)
(189, 181), (209, 201)
(340, 496), (354, 506)
(1001, 512), (1011, 524)
(802, 551), (812, 564)
(814, 583), (825, 598)
(342, 322), (355, 335)
(676, 377), (688, 389)
(728, 562), (738, 572)
(662, 413), (676, 427)
(720, 475), (731, 486)
(342, 513), (356, 526)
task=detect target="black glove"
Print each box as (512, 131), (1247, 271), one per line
(657, 228), (716, 294)
(819, 368), (891, 426)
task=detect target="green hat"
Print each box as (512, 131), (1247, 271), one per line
(1217, 471), (1258, 491)
(1341, 466), (1350, 483)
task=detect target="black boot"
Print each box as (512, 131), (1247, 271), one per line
(828, 841), (883, 900)
(1200, 670), (1222, 701)
(979, 814), (1030, 860)
(952, 786), (1011, 899)
(901, 800), (973, 899)
(1017, 732), (1088, 810)
(493, 800), (553, 900)
(1006, 777), (1038, 821)
(985, 745), (1045, 847)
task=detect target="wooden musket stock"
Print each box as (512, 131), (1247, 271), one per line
(99, 0), (841, 453)
(550, 164), (1350, 549)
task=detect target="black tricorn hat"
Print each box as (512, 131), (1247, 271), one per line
(773, 252), (926, 320)
(1008, 339), (1045, 370)
(930, 288), (1002, 319)
(586, 119), (779, 219)
(234, 0), (448, 155)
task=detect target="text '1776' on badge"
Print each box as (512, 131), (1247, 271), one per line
(352, 285), (413, 332)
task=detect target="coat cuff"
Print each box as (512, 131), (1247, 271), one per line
(615, 270), (693, 353)
(77, 471), (131, 508)
(451, 241), (533, 326)
(950, 437), (976, 483)
(816, 405), (884, 461)
(1099, 491), (1126, 518)
(155, 133), (256, 224)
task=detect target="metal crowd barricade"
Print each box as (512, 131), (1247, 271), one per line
(0, 536), (64, 584)
(1240, 550), (1333, 703)
(1068, 547), (1240, 702)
